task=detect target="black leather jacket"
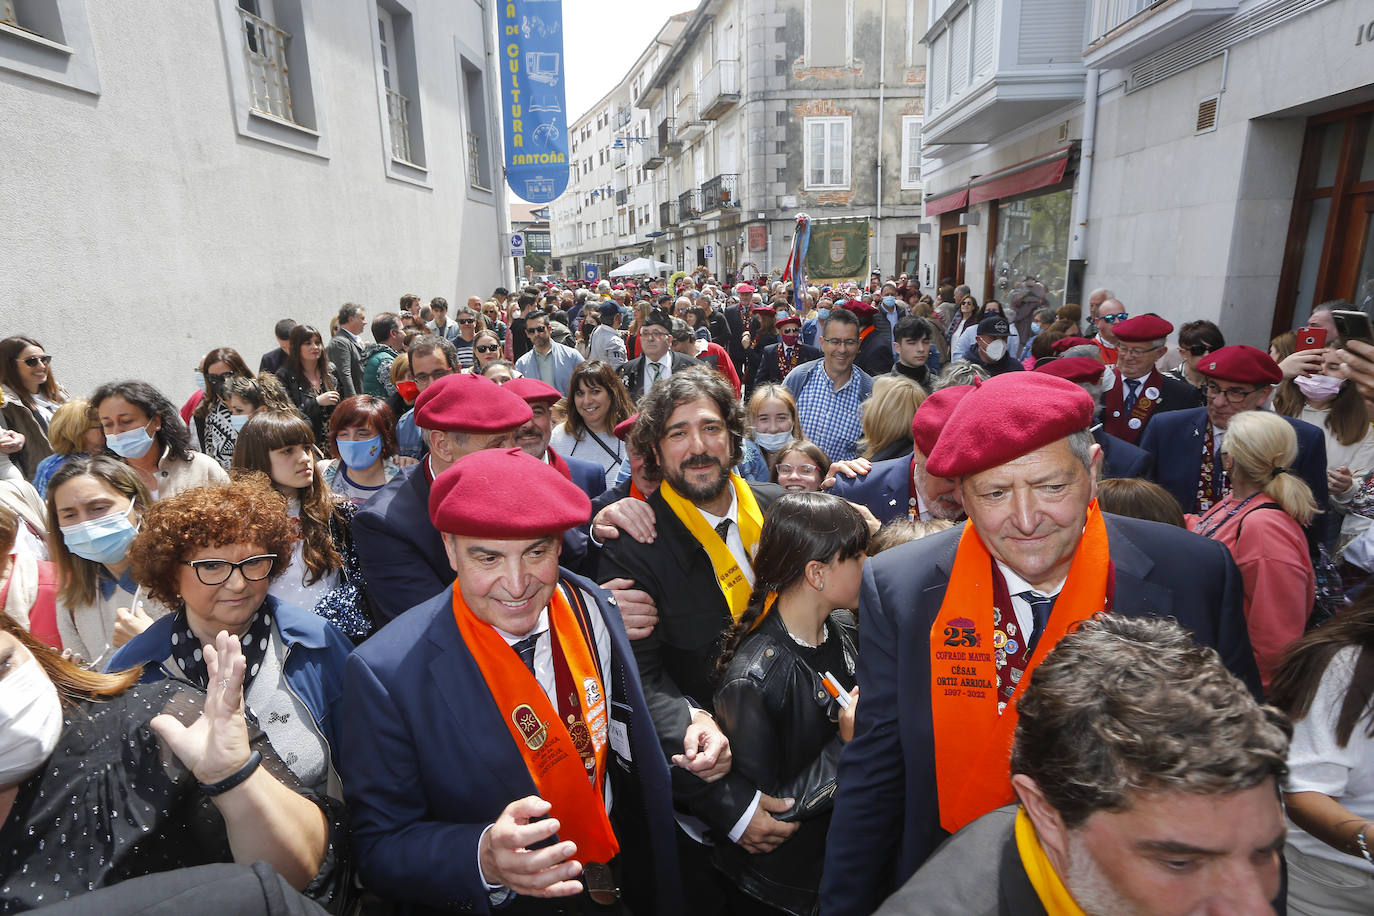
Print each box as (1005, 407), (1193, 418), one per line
(712, 609), (858, 916)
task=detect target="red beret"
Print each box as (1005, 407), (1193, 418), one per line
(1035, 357), (1105, 385)
(911, 385), (974, 456)
(1196, 345), (1282, 385)
(414, 373), (532, 432)
(613, 413), (638, 441)
(736, 284), (756, 295)
(502, 377), (562, 406)
(1112, 314), (1174, 343)
(752, 305), (776, 317)
(926, 375), (1095, 477)
(775, 314), (801, 328)
(430, 448), (591, 537)
(845, 300), (878, 318)
(1051, 336), (1099, 353)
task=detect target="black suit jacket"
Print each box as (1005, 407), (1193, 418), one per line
(752, 342), (822, 387)
(616, 351), (703, 398)
(820, 514), (1262, 915)
(599, 481), (786, 835)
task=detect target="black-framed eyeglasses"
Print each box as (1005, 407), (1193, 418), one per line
(413, 368), (455, 385)
(184, 554), (277, 586)
(474, 344), (501, 354)
(19, 355), (52, 367)
(1202, 382), (1263, 405)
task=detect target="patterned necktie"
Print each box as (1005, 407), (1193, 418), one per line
(512, 634), (539, 675)
(1124, 378), (1141, 413)
(1017, 592), (1055, 657)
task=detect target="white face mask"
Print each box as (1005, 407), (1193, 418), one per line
(983, 339), (1007, 362)
(0, 656), (64, 786)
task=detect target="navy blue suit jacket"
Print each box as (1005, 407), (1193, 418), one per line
(829, 455), (913, 524)
(820, 514), (1262, 916)
(341, 571), (682, 914)
(1138, 408), (1327, 517)
(352, 465), (451, 625)
(1093, 426), (1155, 479)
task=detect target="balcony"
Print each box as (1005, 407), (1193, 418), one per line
(701, 174), (739, 212)
(659, 116), (680, 153)
(700, 60), (740, 119)
(659, 200), (679, 227)
(676, 93), (705, 143)
(920, 0), (1085, 146)
(678, 189), (702, 221)
(1083, 0), (1239, 70)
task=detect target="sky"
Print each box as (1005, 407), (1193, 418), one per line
(561, 0), (697, 122)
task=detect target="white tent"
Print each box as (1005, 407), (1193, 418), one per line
(609, 257), (672, 277)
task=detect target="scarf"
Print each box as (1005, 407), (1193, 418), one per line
(929, 502), (1113, 833)
(451, 581), (617, 868)
(1101, 369), (1164, 444)
(1015, 807), (1088, 916)
(658, 474), (764, 620)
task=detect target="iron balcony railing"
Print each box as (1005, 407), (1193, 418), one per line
(238, 6), (296, 123)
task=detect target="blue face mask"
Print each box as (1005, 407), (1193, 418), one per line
(105, 421), (156, 460)
(338, 435), (383, 470)
(883, 296), (897, 308)
(229, 413), (252, 433)
(60, 504), (138, 566)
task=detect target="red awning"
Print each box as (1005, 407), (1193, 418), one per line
(967, 147), (1072, 206)
(924, 188), (969, 216)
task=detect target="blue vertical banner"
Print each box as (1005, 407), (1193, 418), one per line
(499, 0), (570, 204)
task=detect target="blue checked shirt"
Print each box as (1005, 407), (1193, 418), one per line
(795, 364), (868, 462)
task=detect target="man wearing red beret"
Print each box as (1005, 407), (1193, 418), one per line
(1098, 314), (1202, 444)
(342, 449), (684, 914)
(599, 367), (790, 911)
(822, 372), (1262, 916)
(1139, 344), (1328, 518)
(352, 373), (532, 623)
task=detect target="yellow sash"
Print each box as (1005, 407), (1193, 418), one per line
(659, 474), (764, 620)
(1015, 807), (1087, 916)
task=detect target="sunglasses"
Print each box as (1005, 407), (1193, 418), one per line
(475, 344), (501, 354)
(19, 355), (52, 367)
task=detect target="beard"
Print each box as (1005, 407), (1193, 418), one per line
(664, 454), (731, 504)
(1063, 832), (1147, 916)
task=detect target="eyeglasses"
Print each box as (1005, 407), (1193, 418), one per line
(777, 464), (819, 476)
(823, 337), (861, 349)
(184, 554), (277, 586)
(1097, 313), (1129, 324)
(458, 318), (478, 325)
(413, 368), (455, 385)
(19, 355), (52, 367)
(1116, 345), (1163, 358)
(1186, 345), (1216, 357)
(1202, 382), (1263, 405)
(474, 344), (501, 354)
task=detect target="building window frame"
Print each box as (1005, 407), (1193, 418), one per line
(804, 116), (852, 191)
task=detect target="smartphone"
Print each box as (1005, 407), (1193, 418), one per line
(1295, 326), (1327, 351)
(1332, 310), (1374, 346)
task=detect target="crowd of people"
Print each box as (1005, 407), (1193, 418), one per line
(0, 273), (1372, 914)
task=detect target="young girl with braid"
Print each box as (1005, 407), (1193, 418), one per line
(711, 491), (867, 915)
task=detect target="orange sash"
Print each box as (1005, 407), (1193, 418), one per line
(452, 583), (619, 865)
(928, 501), (1112, 833)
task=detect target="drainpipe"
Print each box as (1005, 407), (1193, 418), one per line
(1067, 67), (1099, 306)
(875, 0), (887, 277)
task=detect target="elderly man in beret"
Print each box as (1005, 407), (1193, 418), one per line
(1139, 344), (1327, 518)
(353, 372), (531, 623)
(1097, 314), (1201, 444)
(827, 384), (972, 524)
(342, 448), (682, 914)
(1036, 357), (1153, 479)
(821, 372), (1262, 916)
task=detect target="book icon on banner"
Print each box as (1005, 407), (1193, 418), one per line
(524, 178), (555, 198)
(526, 52), (560, 86)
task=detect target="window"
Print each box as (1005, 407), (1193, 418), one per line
(805, 117), (850, 189)
(461, 55), (492, 190)
(0, 0), (100, 94)
(217, 0), (327, 157)
(900, 116), (922, 189)
(373, 1), (427, 176)
(805, 0), (852, 69)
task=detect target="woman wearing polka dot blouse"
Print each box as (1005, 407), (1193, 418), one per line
(106, 478), (352, 801)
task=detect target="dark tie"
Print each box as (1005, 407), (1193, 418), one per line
(1017, 592), (1055, 656)
(512, 634), (539, 674)
(715, 519), (732, 543)
(1124, 378), (1141, 413)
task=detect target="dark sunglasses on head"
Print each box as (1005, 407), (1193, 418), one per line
(19, 355), (52, 367)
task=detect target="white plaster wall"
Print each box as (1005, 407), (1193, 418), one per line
(0, 0), (502, 406)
